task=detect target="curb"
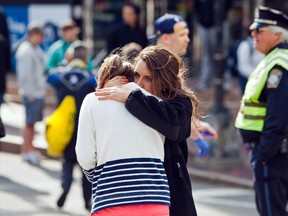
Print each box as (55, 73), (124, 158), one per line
(0, 134), (48, 156)
(188, 167), (253, 189)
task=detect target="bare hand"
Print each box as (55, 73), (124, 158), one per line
(104, 76), (129, 88)
(95, 86), (132, 103)
(190, 122), (202, 140)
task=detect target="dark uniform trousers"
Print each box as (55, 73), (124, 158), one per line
(248, 142), (288, 216)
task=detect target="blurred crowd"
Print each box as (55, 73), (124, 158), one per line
(1, 1), (288, 216)
(0, 2), (220, 213)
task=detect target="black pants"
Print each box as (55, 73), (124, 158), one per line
(62, 134), (92, 204)
(61, 157), (92, 203)
(251, 149), (288, 216)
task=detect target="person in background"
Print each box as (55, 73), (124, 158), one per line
(150, 13), (216, 155)
(76, 53), (170, 216)
(237, 30), (264, 94)
(194, 0), (230, 91)
(227, 18), (264, 94)
(47, 43), (96, 211)
(96, 46), (199, 216)
(0, 6), (11, 106)
(150, 13), (190, 56)
(16, 23), (45, 166)
(106, 2), (148, 54)
(235, 6), (288, 216)
(46, 19), (80, 72)
(194, 0), (216, 91)
(41, 21), (59, 53)
(49, 41), (83, 74)
(120, 42), (142, 62)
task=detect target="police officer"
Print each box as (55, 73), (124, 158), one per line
(235, 6), (288, 216)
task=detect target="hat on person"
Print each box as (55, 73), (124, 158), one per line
(27, 23), (44, 36)
(250, 6), (288, 30)
(60, 19), (77, 31)
(149, 13), (188, 40)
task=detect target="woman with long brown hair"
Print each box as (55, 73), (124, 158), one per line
(76, 53), (170, 216)
(96, 46), (199, 216)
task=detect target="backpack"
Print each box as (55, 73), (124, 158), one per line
(227, 38), (254, 77)
(45, 95), (76, 157)
(226, 39), (242, 77)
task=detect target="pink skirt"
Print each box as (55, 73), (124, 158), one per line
(91, 204), (169, 216)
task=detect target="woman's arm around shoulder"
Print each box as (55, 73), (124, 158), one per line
(125, 90), (192, 141)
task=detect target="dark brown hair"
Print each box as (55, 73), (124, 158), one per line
(73, 43), (88, 63)
(97, 54), (134, 89)
(120, 42), (142, 62)
(134, 46), (199, 121)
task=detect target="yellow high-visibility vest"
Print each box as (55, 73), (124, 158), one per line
(235, 47), (288, 132)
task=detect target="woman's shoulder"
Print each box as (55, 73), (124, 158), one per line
(174, 94), (192, 103)
(85, 92), (97, 101)
(171, 95), (193, 109)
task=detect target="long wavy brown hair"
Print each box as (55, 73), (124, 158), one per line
(97, 54), (134, 89)
(134, 46), (199, 122)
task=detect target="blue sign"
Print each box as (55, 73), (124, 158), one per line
(3, 5), (28, 70)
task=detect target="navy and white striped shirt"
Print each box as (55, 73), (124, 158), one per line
(84, 158), (169, 212)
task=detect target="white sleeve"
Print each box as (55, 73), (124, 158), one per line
(237, 41), (255, 78)
(16, 46), (33, 87)
(75, 94), (97, 170)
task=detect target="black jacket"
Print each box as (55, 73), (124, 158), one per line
(107, 24), (148, 54)
(0, 9), (11, 95)
(125, 90), (197, 216)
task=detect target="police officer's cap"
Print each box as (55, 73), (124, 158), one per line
(250, 6), (288, 30)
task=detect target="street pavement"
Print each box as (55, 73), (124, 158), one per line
(0, 151), (89, 216)
(0, 151), (257, 216)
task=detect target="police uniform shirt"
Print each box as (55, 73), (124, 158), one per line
(240, 43), (288, 163)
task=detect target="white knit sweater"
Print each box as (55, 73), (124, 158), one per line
(76, 82), (170, 214)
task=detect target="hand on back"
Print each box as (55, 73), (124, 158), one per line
(103, 76), (129, 88)
(95, 85), (132, 103)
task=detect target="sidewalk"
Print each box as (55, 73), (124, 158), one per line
(0, 73), (253, 189)
(0, 151), (89, 216)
